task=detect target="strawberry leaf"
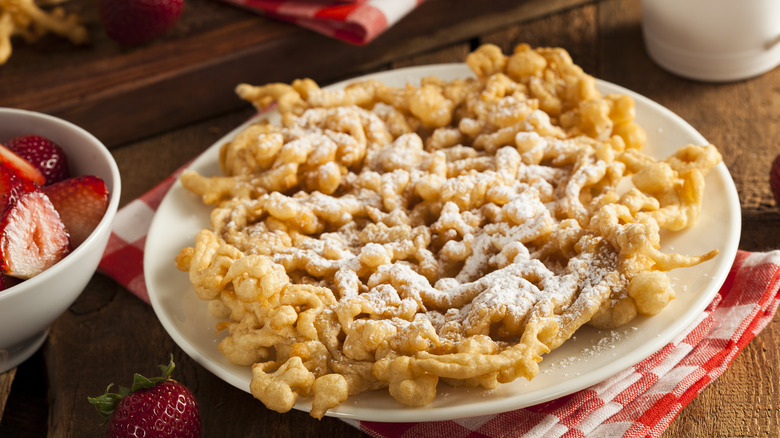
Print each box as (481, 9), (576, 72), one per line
(159, 353), (175, 378)
(130, 373), (157, 392)
(88, 354), (178, 421)
(87, 385), (124, 420)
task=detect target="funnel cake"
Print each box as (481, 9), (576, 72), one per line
(175, 44), (721, 418)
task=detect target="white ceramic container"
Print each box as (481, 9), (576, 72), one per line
(641, 0), (780, 82)
(0, 108), (121, 373)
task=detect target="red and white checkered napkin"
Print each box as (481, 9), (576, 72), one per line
(218, 0), (426, 45)
(98, 170), (780, 437)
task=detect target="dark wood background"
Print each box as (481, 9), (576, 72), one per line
(1, 0), (779, 436)
(1, 0), (591, 148)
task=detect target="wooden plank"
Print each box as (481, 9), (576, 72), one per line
(0, 0), (594, 148)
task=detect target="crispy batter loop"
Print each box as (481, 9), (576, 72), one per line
(0, 0), (87, 65)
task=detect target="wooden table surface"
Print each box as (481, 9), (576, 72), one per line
(2, 0), (780, 436)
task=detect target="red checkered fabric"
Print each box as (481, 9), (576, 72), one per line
(98, 171), (780, 436)
(219, 0), (427, 44)
(98, 165), (188, 303)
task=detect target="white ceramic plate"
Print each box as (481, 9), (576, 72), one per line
(145, 64), (741, 422)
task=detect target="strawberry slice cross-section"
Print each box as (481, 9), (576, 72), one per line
(0, 191), (71, 279)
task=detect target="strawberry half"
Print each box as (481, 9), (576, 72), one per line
(0, 143), (45, 186)
(4, 135), (71, 184)
(42, 175), (109, 248)
(0, 191), (71, 279)
(89, 355), (202, 438)
(0, 161), (40, 214)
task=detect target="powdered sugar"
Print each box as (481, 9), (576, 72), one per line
(209, 101), (634, 347)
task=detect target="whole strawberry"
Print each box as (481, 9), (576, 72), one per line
(4, 135), (70, 184)
(88, 356), (201, 438)
(98, 0), (185, 45)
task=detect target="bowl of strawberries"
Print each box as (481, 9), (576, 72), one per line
(0, 108), (120, 373)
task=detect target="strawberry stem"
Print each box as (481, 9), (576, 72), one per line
(88, 354), (177, 421)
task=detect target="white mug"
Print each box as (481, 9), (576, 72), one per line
(641, 0), (780, 82)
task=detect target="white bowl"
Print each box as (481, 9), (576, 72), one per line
(0, 108), (121, 373)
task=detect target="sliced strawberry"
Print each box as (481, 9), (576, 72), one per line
(0, 161), (39, 214)
(4, 135), (71, 184)
(0, 191), (71, 279)
(0, 143), (45, 186)
(42, 175), (109, 248)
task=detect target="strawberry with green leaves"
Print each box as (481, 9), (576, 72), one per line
(89, 356), (202, 438)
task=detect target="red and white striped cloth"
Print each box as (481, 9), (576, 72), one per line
(98, 169), (780, 437)
(218, 0), (426, 45)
